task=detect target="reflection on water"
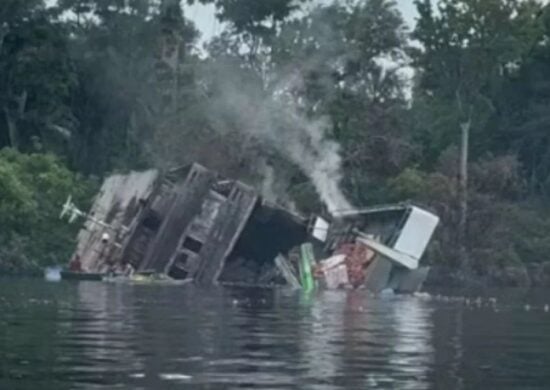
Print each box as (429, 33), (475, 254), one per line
(0, 280), (549, 389)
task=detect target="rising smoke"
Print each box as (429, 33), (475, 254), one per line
(202, 62), (354, 215)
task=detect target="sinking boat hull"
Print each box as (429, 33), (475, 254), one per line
(60, 271), (104, 281)
(63, 162), (439, 293)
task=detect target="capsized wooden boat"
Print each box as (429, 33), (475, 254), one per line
(60, 162), (440, 293)
(60, 270), (104, 281)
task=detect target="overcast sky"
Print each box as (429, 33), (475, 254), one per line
(186, 0), (419, 42)
(45, 0), (419, 42)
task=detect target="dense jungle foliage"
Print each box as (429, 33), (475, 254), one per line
(2, 0), (550, 283)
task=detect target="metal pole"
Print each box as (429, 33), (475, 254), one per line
(458, 121), (470, 269)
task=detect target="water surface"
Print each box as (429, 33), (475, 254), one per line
(0, 280), (549, 389)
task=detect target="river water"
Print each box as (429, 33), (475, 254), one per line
(0, 280), (549, 389)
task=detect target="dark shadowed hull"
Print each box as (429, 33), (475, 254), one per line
(60, 271), (104, 281)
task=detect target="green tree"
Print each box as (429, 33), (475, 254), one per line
(0, 148), (95, 273)
(0, 1), (77, 154)
(382, 0), (550, 274)
(190, 0), (310, 36)
(411, 0), (544, 165)
(499, 5), (550, 196)
(56, 0), (199, 174)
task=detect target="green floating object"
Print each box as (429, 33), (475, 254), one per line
(275, 255), (301, 289)
(299, 243), (316, 292)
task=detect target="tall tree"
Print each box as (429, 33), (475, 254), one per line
(57, 0), (198, 173)
(500, 5), (550, 196)
(189, 0), (309, 36)
(408, 0), (549, 269)
(0, 1), (77, 154)
(411, 0), (544, 165)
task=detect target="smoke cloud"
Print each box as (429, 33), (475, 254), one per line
(201, 62), (354, 215)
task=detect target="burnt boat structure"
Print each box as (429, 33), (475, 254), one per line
(63, 163), (439, 292)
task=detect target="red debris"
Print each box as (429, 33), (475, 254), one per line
(336, 242), (375, 289)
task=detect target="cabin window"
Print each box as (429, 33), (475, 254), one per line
(212, 188), (228, 199)
(212, 180), (232, 198)
(168, 253), (189, 280)
(142, 211), (162, 231)
(182, 236), (203, 253)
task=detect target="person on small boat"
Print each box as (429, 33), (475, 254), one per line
(98, 232), (113, 274)
(120, 261), (135, 277)
(68, 254), (82, 272)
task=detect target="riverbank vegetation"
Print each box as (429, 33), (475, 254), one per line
(0, 149), (95, 273)
(2, 0), (550, 285)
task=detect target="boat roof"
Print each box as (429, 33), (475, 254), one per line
(332, 203), (411, 218)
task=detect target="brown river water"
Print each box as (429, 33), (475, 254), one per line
(0, 279), (549, 389)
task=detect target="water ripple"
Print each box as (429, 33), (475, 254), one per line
(1, 281), (550, 389)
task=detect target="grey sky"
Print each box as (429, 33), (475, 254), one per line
(395, 0), (418, 26)
(186, 1), (419, 42)
(46, 0), (418, 39)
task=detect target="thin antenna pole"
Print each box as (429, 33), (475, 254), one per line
(458, 117), (470, 269)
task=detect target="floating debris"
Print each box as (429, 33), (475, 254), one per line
(274, 255), (301, 289)
(44, 266), (62, 282)
(159, 373), (192, 381)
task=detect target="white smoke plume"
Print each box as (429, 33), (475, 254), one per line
(258, 161), (299, 213)
(202, 63), (354, 215)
